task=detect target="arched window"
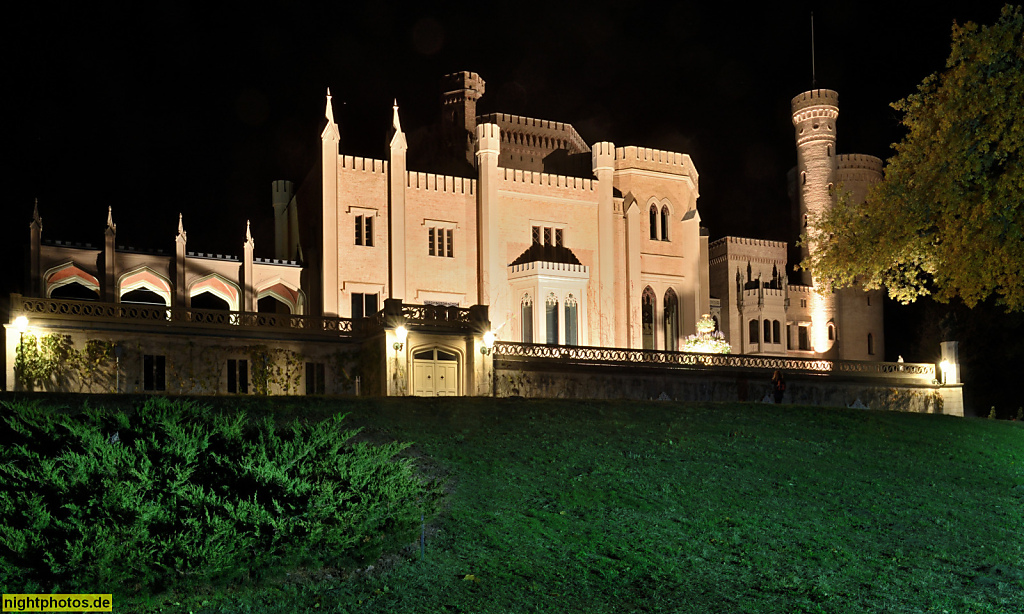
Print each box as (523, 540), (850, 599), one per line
(773, 320), (781, 344)
(749, 320), (758, 344)
(828, 323), (835, 341)
(545, 293), (559, 345)
(764, 320), (771, 343)
(712, 315), (719, 332)
(663, 288), (678, 351)
(660, 206), (670, 242)
(867, 333), (875, 355)
(521, 294), (533, 343)
(649, 205), (658, 240)
(565, 294), (578, 346)
(642, 287), (656, 350)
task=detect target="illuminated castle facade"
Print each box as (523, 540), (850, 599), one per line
(6, 74), (885, 396)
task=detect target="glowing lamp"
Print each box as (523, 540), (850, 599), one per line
(939, 360), (951, 384)
(393, 325), (408, 351)
(481, 330), (496, 355)
(12, 316), (28, 334)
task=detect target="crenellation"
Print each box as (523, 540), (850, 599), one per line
(501, 167), (595, 192)
(613, 146), (697, 179)
(340, 155), (387, 173)
(407, 171), (473, 194)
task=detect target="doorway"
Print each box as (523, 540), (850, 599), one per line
(412, 347), (459, 396)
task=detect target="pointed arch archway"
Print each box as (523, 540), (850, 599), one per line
(256, 280), (304, 314)
(118, 266), (172, 306)
(189, 274), (241, 311)
(45, 262), (100, 300)
(642, 286), (656, 350)
(663, 288), (679, 351)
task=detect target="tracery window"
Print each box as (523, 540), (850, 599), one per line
(564, 294), (578, 346)
(521, 294), (533, 343)
(546, 292), (559, 345)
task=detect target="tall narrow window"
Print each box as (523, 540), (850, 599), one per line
(428, 228), (436, 256)
(446, 229), (453, 257)
(364, 216), (373, 246)
(649, 206), (658, 240)
(532, 226), (541, 245)
(867, 333), (875, 355)
(749, 320), (759, 344)
(642, 287), (656, 350)
(773, 320), (781, 344)
(787, 324), (792, 349)
(663, 288), (678, 351)
(521, 294), (533, 343)
(565, 294), (578, 346)
(355, 216), (364, 246)
(555, 228), (563, 247)
(828, 323), (835, 341)
(798, 326), (811, 351)
(227, 359), (249, 394)
(764, 321), (771, 343)
(143, 354), (166, 392)
(544, 227), (552, 246)
(351, 293), (378, 318)
(661, 206), (670, 242)
(305, 362), (326, 395)
(546, 292), (559, 344)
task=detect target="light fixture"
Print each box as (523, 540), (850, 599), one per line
(939, 359), (951, 385)
(480, 330), (495, 355)
(393, 325), (408, 351)
(12, 316), (28, 334)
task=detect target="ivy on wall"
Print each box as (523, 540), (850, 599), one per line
(15, 335), (116, 392)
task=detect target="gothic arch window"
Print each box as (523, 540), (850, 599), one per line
(642, 286), (656, 350)
(828, 323), (835, 341)
(118, 267), (172, 306)
(867, 333), (875, 355)
(748, 320), (758, 345)
(649, 205), (658, 240)
(564, 294), (578, 346)
(660, 206), (670, 242)
(189, 274), (241, 311)
(521, 294), (533, 343)
(764, 320), (772, 343)
(45, 262), (100, 300)
(545, 292), (559, 345)
(663, 288), (678, 351)
(773, 320), (781, 344)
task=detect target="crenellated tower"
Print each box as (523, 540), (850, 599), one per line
(442, 71), (486, 167)
(792, 89), (839, 355)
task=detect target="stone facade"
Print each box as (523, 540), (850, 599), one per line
(6, 73), (897, 399)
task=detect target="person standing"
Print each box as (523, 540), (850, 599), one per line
(771, 370), (786, 404)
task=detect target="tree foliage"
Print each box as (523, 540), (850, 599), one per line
(804, 5), (1024, 309)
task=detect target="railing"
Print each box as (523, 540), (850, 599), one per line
(15, 296), (354, 336)
(493, 341), (936, 381)
(402, 303), (472, 327)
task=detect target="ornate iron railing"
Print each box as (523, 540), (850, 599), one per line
(14, 295), (354, 336)
(402, 304), (472, 327)
(493, 341), (936, 381)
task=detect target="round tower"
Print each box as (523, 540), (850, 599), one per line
(792, 89), (839, 354)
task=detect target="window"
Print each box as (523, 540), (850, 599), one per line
(828, 323), (835, 341)
(351, 292), (379, 319)
(545, 227), (553, 246)
(764, 320), (771, 343)
(565, 294), (578, 346)
(143, 354), (166, 391)
(649, 206), (658, 240)
(867, 295), (871, 307)
(355, 215), (373, 246)
(663, 289), (678, 351)
(868, 333), (875, 355)
(305, 362), (326, 395)
(521, 294), (533, 343)
(642, 287), (656, 350)
(555, 228), (563, 247)
(546, 293), (559, 344)
(532, 226), (542, 245)
(773, 320), (781, 344)
(787, 324), (792, 349)
(661, 206), (670, 242)
(428, 228), (454, 257)
(227, 359), (249, 394)
(749, 320), (758, 344)
(798, 326), (811, 351)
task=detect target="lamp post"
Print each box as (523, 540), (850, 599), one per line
(480, 330), (495, 355)
(939, 360), (951, 385)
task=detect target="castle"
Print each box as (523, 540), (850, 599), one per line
(5, 73), (889, 397)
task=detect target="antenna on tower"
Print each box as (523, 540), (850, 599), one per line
(811, 12), (817, 88)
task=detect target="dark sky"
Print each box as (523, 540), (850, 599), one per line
(3, 2), (1008, 340)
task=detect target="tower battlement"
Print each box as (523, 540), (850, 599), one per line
(836, 154), (883, 173)
(791, 89), (839, 115)
(613, 146), (698, 181)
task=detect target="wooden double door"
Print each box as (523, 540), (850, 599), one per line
(412, 347), (459, 396)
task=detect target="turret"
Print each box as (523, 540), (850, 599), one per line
(443, 71), (486, 166)
(792, 89), (839, 355)
(475, 122), (500, 306)
(271, 180), (294, 261)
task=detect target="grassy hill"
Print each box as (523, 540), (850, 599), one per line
(3, 395), (1022, 613)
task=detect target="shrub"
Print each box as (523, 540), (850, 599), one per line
(0, 398), (430, 594)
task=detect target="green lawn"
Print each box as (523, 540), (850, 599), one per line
(7, 396), (1024, 613)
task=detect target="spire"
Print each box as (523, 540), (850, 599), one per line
(106, 206), (116, 232)
(389, 99), (408, 150)
(245, 219), (254, 247)
(176, 212), (187, 243)
(322, 87), (340, 142)
(325, 87), (335, 124)
(392, 99), (402, 134)
(32, 198), (41, 227)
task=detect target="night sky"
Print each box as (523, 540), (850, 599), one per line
(3, 1), (1009, 364)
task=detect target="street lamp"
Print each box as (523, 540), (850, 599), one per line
(939, 360), (951, 385)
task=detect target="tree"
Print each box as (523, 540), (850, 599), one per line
(803, 5), (1024, 309)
